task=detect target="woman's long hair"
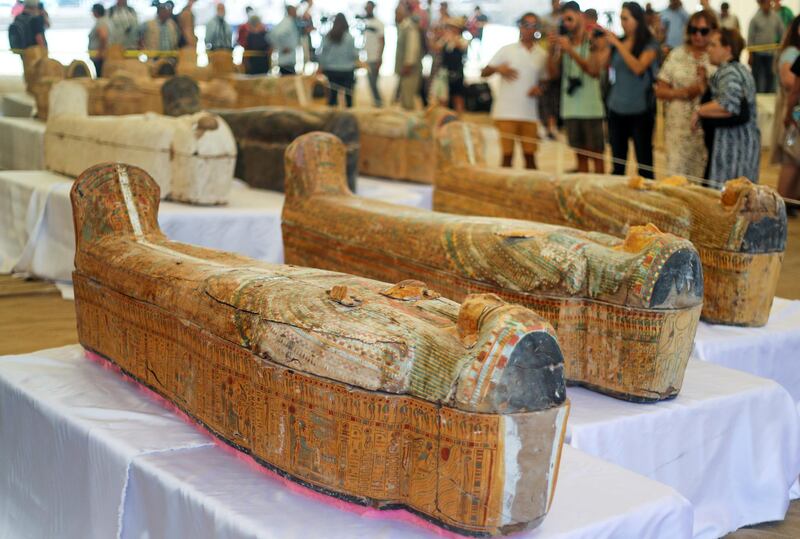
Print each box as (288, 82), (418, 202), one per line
(780, 14), (800, 53)
(327, 13), (349, 44)
(622, 2), (654, 57)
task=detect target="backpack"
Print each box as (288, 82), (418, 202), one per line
(8, 13), (32, 51)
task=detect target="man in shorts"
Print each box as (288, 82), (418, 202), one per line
(548, 1), (605, 173)
(481, 12), (547, 169)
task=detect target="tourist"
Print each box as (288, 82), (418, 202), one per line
(644, 4), (666, 55)
(298, 0), (316, 70)
(88, 3), (110, 76)
(548, 1), (606, 173)
(108, 0), (138, 50)
(318, 13), (358, 108)
(394, 4), (422, 110)
(10, 0), (46, 50)
(540, 0), (562, 140)
(599, 2), (659, 178)
(468, 6), (488, 42)
(272, 5), (301, 75)
(693, 28), (760, 186)
(656, 10), (717, 178)
(660, 0), (689, 51)
(720, 2), (740, 30)
(243, 14), (270, 75)
(140, 3), (179, 53)
(481, 12), (548, 169)
(235, 6), (254, 48)
(361, 1), (385, 106)
(177, 0), (197, 49)
(773, 16), (800, 213)
(775, 0), (794, 28)
(205, 3), (232, 50)
(432, 17), (468, 113)
(748, 0), (784, 93)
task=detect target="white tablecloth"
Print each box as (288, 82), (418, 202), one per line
(694, 298), (800, 410)
(0, 171), (434, 285)
(0, 116), (44, 170)
(0, 172), (285, 283)
(566, 360), (800, 539)
(0, 345), (694, 539)
(1, 92), (34, 118)
(356, 176), (433, 210)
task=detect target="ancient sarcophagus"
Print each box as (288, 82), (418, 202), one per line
(283, 133), (704, 402)
(103, 45), (152, 79)
(27, 56), (94, 120)
(71, 162), (569, 536)
(45, 80), (235, 204)
(215, 107), (359, 192)
(230, 74), (324, 108)
(351, 107), (456, 184)
(434, 122), (787, 327)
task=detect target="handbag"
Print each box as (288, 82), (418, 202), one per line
(782, 110), (800, 162)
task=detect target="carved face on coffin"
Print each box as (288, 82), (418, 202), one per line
(161, 75), (201, 117)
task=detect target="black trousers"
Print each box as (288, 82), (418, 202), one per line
(607, 109), (655, 178)
(91, 58), (104, 78)
(324, 69), (354, 108)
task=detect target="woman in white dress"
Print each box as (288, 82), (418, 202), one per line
(655, 10), (717, 178)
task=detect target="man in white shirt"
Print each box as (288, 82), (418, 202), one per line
(362, 1), (385, 106)
(395, 4), (422, 110)
(481, 12), (548, 169)
(272, 5), (301, 75)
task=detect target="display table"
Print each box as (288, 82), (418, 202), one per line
(0, 345), (694, 539)
(694, 298), (800, 410)
(0, 170), (433, 284)
(567, 360), (800, 539)
(0, 117), (44, 170)
(356, 176), (434, 210)
(1, 92), (34, 118)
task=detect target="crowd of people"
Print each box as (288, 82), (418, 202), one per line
(9, 0), (800, 206)
(481, 0), (800, 209)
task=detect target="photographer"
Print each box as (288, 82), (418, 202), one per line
(548, 1), (606, 173)
(481, 12), (548, 169)
(597, 2), (659, 178)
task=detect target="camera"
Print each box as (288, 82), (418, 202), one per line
(558, 22), (569, 36)
(566, 76), (583, 96)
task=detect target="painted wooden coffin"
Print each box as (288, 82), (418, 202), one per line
(215, 106), (359, 192)
(27, 56), (93, 120)
(32, 73), (237, 120)
(70, 162), (569, 536)
(350, 107), (456, 184)
(44, 80), (235, 205)
(434, 121), (787, 327)
(230, 74), (326, 108)
(283, 132), (704, 402)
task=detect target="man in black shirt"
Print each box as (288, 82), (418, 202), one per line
(13, 0), (47, 49)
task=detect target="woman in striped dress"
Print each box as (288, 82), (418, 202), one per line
(693, 28), (760, 187)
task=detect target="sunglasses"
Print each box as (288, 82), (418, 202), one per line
(688, 26), (710, 35)
(519, 22), (539, 29)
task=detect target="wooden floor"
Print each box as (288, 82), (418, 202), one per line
(0, 145), (798, 536)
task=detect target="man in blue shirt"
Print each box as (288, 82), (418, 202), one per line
(660, 0), (689, 51)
